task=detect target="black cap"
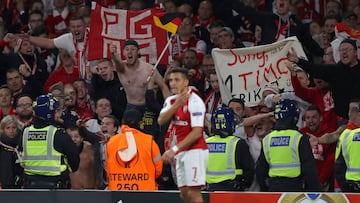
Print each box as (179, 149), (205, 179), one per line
(124, 39), (139, 49)
(341, 38), (357, 50)
(122, 109), (143, 126)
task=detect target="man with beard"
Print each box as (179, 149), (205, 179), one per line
(111, 39), (170, 116)
(15, 94), (34, 129)
(63, 83), (93, 123)
(300, 105), (336, 191)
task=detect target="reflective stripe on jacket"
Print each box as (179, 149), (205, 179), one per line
(262, 130), (302, 178)
(206, 135), (242, 183)
(106, 125), (162, 190)
(21, 125), (67, 176)
(341, 128), (360, 181)
(336, 128), (351, 159)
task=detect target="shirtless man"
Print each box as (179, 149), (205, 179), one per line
(67, 127), (96, 189)
(111, 39), (170, 114)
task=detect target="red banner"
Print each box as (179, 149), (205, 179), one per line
(88, 3), (170, 65)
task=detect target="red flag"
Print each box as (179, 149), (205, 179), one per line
(88, 3), (170, 65)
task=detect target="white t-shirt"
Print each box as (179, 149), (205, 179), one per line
(85, 119), (101, 134)
(234, 124), (247, 140)
(53, 33), (88, 81)
(53, 33), (78, 56)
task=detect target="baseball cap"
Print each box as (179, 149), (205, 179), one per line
(124, 39), (139, 49)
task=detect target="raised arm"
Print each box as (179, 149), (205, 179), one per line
(28, 35), (56, 49)
(242, 112), (274, 127)
(154, 69), (170, 99)
(1, 33), (17, 46)
(287, 47), (300, 64)
(110, 44), (125, 73)
(309, 125), (346, 146)
(319, 125), (346, 144)
(158, 92), (189, 125)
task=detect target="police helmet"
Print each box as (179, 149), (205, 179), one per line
(274, 99), (299, 124)
(33, 94), (60, 120)
(211, 107), (237, 137)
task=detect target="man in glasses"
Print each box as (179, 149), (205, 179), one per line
(287, 38), (360, 123)
(15, 94), (34, 129)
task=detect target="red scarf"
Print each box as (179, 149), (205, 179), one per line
(274, 19), (290, 41)
(18, 53), (37, 75)
(205, 90), (222, 114)
(74, 28), (90, 81)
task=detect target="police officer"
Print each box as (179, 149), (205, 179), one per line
(206, 107), (254, 191)
(256, 99), (322, 192)
(335, 100), (360, 192)
(20, 94), (79, 189)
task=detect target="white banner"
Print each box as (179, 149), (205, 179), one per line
(212, 36), (307, 107)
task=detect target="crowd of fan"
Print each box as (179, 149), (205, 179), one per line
(0, 0), (358, 191)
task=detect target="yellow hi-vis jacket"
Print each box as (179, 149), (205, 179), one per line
(336, 128), (351, 160)
(206, 135), (242, 184)
(262, 130), (302, 178)
(340, 128), (360, 181)
(21, 125), (67, 176)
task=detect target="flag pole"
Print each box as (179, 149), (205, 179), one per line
(147, 34), (174, 82)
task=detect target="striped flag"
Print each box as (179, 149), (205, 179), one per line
(153, 12), (184, 36)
